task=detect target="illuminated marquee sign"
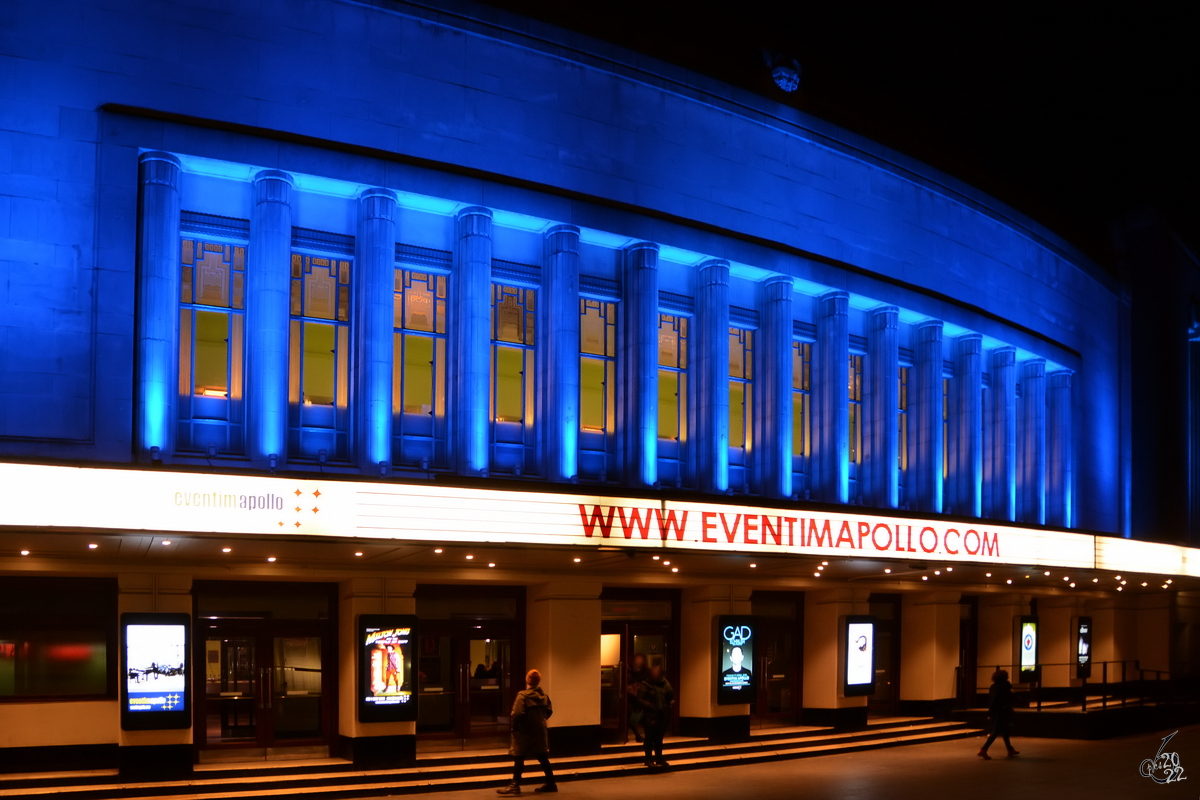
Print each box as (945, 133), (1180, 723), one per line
(0, 462), (1196, 575)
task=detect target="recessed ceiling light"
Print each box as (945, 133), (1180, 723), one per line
(813, 572), (821, 577)
(1167, 579), (1173, 584)
(1063, 576), (1069, 581)
(985, 573), (992, 577)
(1006, 579), (1013, 584)
(750, 563), (757, 568)
(1044, 571), (1050, 576)
(267, 557), (276, 562)
(162, 540), (172, 546)
(822, 561), (829, 566)
(934, 570), (941, 575)
(1142, 582), (1148, 587)
(1163, 584), (1170, 589)
(922, 576), (929, 581)
(1118, 586), (1123, 591)
(1025, 575), (1030, 579)
(354, 552), (363, 557)
(573, 557), (581, 563)
(946, 567), (953, 572)
(884, 568), (891, 573)
(20, 550), (29, 556)
(663, 561), (671, 566)
(1070, 583), (1076, 588)
(1092, 578), (1098, 583)
(434, 548), (443, 554)
(488, 562), (496, 568)
(817, 565), (824, 570)
(1116, 575), (1122, 580)
(671, 567), (678, 573)
(88, 543), (98, 549)
(222, 547), (232, 553)
(1121, 580), (1127, 585)
(652, 555), (660, 560)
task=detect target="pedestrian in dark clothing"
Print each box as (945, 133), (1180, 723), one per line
(977, 669), (1020, 759)
(627, 653), (648, 743)
(498, 669), (557, 795)
(636, 665), (675, 768)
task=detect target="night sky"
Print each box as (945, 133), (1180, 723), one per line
(482, 1), (1199, 273)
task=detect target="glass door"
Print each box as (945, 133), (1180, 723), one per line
(751, 618), (796, 726)
(867, 594), (902, 715)
(416, 623), (517, 744)
(199, 622), (328, 753)
(599, 622), (674, 744)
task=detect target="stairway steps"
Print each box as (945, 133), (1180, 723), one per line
(0, 720), (981, 800)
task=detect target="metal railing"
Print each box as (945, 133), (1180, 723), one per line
(954, 660), (1188, 712)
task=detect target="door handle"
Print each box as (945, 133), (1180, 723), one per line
(265, 668), (273, 709)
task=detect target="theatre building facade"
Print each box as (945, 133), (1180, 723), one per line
(1, 0), (1196, 777)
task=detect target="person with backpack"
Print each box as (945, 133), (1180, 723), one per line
(498, 669), (557, 795)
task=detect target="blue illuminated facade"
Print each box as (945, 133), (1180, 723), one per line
(0, 0), (1135, 536)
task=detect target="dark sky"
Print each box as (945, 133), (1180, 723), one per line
(481, 0), (1200, 272)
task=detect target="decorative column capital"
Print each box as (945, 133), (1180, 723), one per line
(358, 187), (397, 220)
(698, 258), (730, 286)
(957, 332), (983, 355)
(1022, 358), (1047, 379)
(1048, 369), (1073, 389)
(759, 274), (793, 302)
(916, 319), (943, 342)
(870, 305), (899, 330)
(818, 290), (848, 318)
(253, 169), (293, 205)
(138, 151), (181, 187)
(455, 205), (493, 238)
(991, 346), (1017, 368)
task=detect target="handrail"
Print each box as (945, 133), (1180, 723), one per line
(958, 660), (1190, 713)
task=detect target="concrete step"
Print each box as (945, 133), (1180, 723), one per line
(0, 720), (981, 800)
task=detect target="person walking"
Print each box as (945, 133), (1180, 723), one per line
(977, 669), (1020, 759)
(498, 669), (557, 795)
(636, 665), (675, 769)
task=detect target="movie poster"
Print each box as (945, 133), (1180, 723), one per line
(844, 618), (875, 695)
(358, 615), (418, 722)
(717, 616), (756, 705)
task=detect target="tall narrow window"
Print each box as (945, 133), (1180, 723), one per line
(899, 366), (910, 501)
(393, 270), (447, 469)
(178, 239), (245, 453)
(729, 327), (753, 489)
(849, 354), (864, 493)
(657, 314), (689, 486)
(491, 284), (536, 473)
(580, 299), (617, 480)
(942, 376), (950, 480)
(289, 254), (351, 460)
(792, 341), (812, 493)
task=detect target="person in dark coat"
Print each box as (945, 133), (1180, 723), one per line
(635, 665), (675, 768)
(626, 653), (648, 742)
(977, 669), (1020, 759)
(498, 669), (557, 795)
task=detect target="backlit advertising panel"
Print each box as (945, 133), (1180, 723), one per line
(358, 615), (417, 722)
(716, 616), (756, 705)
(1076, 616), (1092, 679)
(843, 616), (876, 697)
(1018, 616), (1039, 683)
(121, 613), (190, 730)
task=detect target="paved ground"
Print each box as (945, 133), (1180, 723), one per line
(398, 726), (1200, 799)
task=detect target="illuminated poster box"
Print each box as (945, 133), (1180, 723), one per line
(842, 615), (876, 697)
(1018, 616), (1039, 683)
(1076, 616), (1092, 680)
(358, 615), (418, 722)
(716, 616), (756, 705)
(121, 613), (190, 731)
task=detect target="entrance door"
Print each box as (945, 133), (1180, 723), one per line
(750, 617), (798, 727)
(599, 622), (674, 744)
(415, 623), (516, 743)
(867, 594), (902, 715)
(199, 620), (330, 753)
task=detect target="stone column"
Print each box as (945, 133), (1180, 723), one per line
(679, 584), (752, 741)
(1047, 370), (1074, 527)
(619, 242), (659, 488)
(977, 594), (1030, 693)
(1135, 593), (1172, 674)
(757, 275), (794, 500)
(247, 169), (294, 468)
(814, 292), (850, 504)
(354, 188), (397, 474)
(899, 591), (961, 715)
(866, 306), (899, 508)
(338, 578), (416, 767)
(695, 259), (731, 494)
(527, 581), (602, 755)
(454, 207), (492, 477)
(118, 573), (193, 777)
(1088, 596), (1136, 670)
(136, 152), (182, 461)
(1039, 596), (1081, 689)
(913, 321), (944, 513)
(952, 334), (983, 517)
(1019, 359), (1047, 525)
(989, 347), (1018, 521)
(543, 225), (581, 483)
(802, 588), (870, 729)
